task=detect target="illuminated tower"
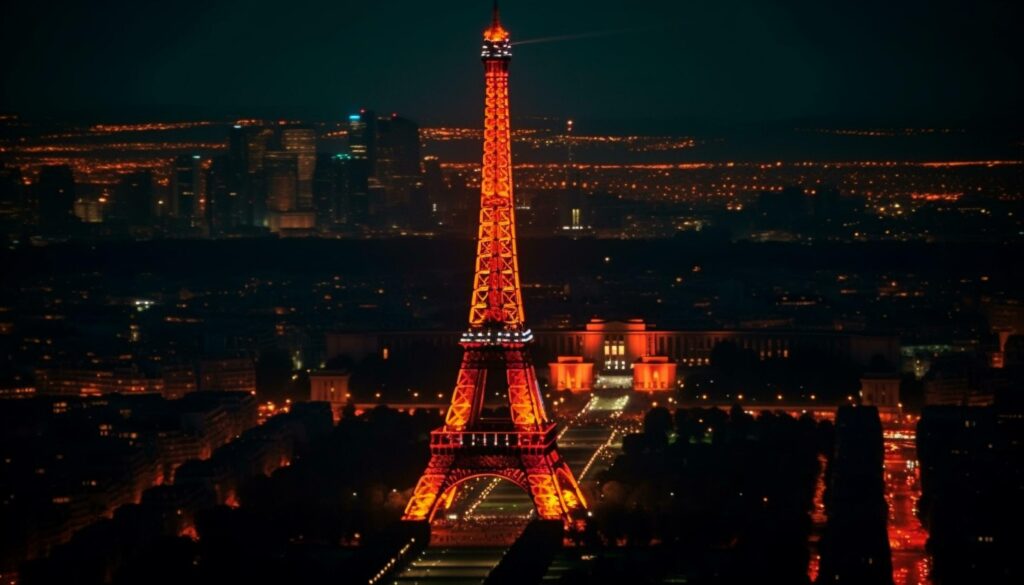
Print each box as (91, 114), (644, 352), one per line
(403, 2), (587, 526)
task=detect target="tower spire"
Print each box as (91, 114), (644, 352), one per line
(483, 0), (510, 44)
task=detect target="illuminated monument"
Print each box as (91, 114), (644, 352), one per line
(403, 2), (587, 525)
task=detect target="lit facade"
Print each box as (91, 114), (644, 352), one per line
(267, 210), (316, 233)
(264, 151), (298, 213)
(281, 127), (317, 209)
(34, 365), (193, 398)
(171, 154), (206, 224)
(198, 357), (256, 394)
(548, 356), (594, 392)
(309, 370), (351, 420)
(859, 374), (901, 408)
(633, 356), (677, 392)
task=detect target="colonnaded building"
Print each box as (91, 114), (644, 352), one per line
(322, 318), (899, 395)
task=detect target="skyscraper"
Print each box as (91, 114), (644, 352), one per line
(376, 114), (423, 227)
(222, 124), (252, 229)
(0, 162), (26, 222)
(244, 127), (275, 174)
(422, 155), (448, 226)
(263, 150), (315, 233)
(112, 170), (155, 227)
(34, 165), (76, 229)
(347, 110), (377, 172)
(313, 152), (357, 228)
(205, 155), (233, 234)
(376, 114), (420, 179)
(281, 127), (317, 210)
(264, 151), (298, 213)
(171, 155), (206, 228)
(243, 125), (276, 228)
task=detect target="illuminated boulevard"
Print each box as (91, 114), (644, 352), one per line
(885, 420), (931, 585)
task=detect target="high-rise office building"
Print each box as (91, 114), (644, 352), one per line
(422, 155), (448, 226)
(376, 114), (420, 178)
(376, 114), (422, 227)
(245, 127), (275, 174)
(0, 162), (25, 222)
(313, 153), (358, 228)
(171, 155), (206, 228)
(205, 156), (234, 234)
(35, 165), (76, 229)
(243, 125), (276, 227)
(281, 127), (317, 210)
(347, 110), (377, 172)
(222, 124), (252, 228)
(338, 110), (430, 230)
(347, 111), (377, 217)
(264, 151), (298, 213)
(263, 150), (315, 233)
(112, 171), (155, 227)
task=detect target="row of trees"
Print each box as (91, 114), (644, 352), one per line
(565, 406), (832, 583)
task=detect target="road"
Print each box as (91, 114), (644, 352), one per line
(808, 414), (933, 584)
(884, 423), (931, 585)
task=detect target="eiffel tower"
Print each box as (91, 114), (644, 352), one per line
(402, 2), (587, 526)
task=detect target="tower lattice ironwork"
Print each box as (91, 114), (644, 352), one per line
(403, 2), (587, 526)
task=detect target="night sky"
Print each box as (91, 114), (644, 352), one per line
(2, 0), (1021, 125)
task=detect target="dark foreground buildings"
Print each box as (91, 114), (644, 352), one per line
(0, 392), (258, 572)
(917, 399), (1024, 584)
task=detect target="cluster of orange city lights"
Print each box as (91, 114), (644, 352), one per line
(420, 126), (696, 151)
(911, 192), (962, 202)
(802, 127), (963, 137)
(88, 121), (215, 133)
(0, 142), (224, 154)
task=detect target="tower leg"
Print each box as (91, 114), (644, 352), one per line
(437, 483), (458, 511)
(403, 455), (454, 521)
(553, 459), (587, 511)
(505, 349), (548, 427)
(526, 472), (566, 519)
(524, 455), (588, 523)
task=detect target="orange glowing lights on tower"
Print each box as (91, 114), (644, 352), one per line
(471, 0), (520, 329)
(403, 2), (587, 527)
(483, 2), (509, 43)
